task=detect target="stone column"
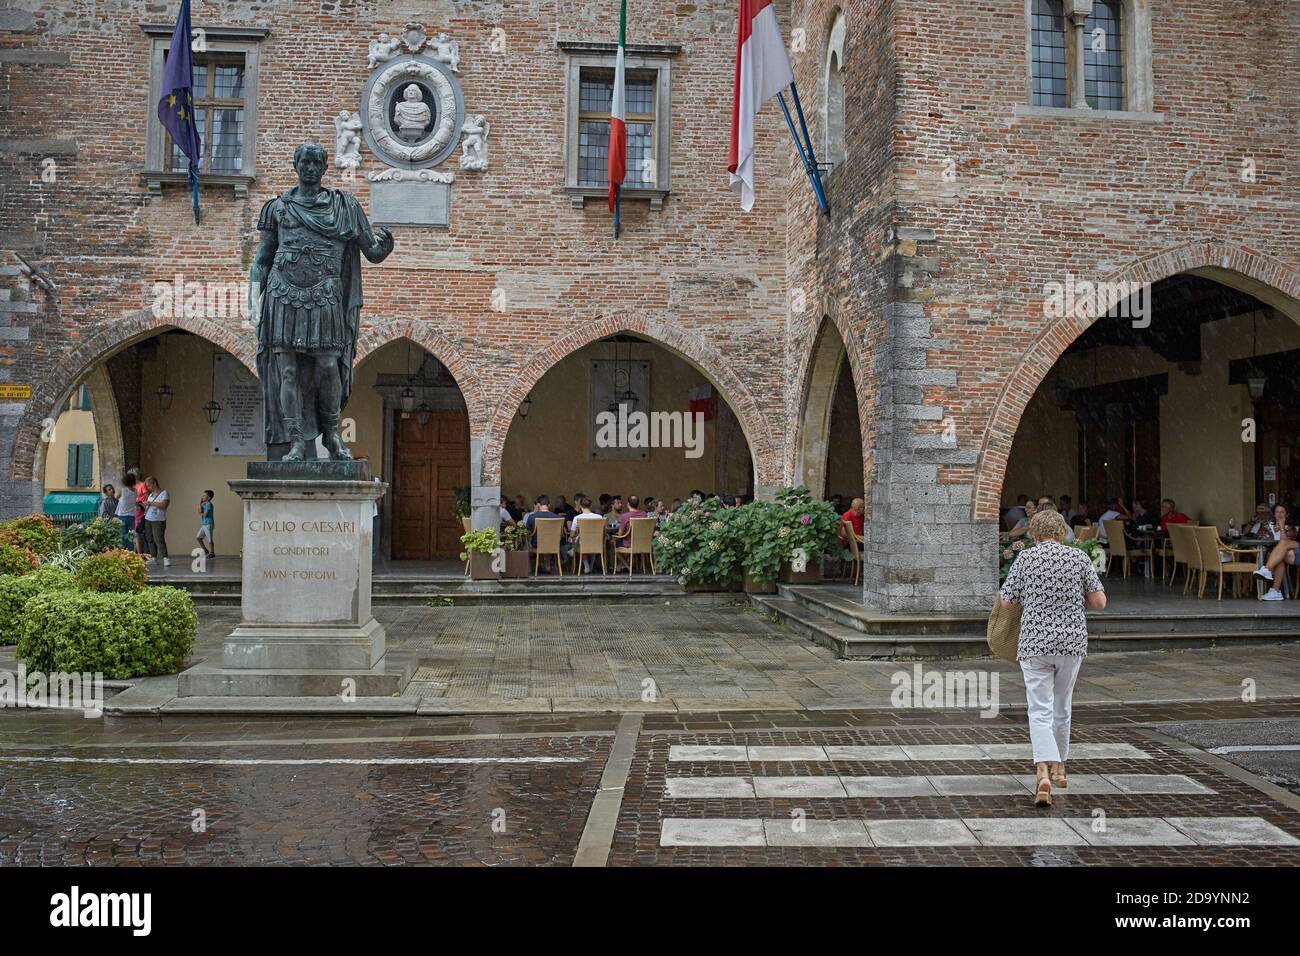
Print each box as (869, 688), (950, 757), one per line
(1068, 1), (1092, 110)
(860, 266), (999, 614)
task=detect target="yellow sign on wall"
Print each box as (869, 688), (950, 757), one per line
(0, 385), (31, 399)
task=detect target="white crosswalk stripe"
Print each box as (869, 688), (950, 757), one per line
(667, 742), (1151, 763)
(663, 773), (1215, 799)
(661, 816), (1300, 848)
(659, 739), (1300, 850)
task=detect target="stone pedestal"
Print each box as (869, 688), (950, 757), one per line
(177, 463), (413, 698)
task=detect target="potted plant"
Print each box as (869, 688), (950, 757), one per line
(774, 486), (840, 584)
(652, 496), (742, 591)
(453, 485), (472, 520)
(733, 500), (783, 593)
(459, 527), (501, 580)
(500, 524), (532, 578)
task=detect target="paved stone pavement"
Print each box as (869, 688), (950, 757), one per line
(2, 700), (1300, 867)
(75, 604), (1300, 715)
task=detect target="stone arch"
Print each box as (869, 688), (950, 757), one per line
(972, 240), (1300, 521)
(13, 311), (256, 484)
(822, 7), (846, 167)
(791, 312), (867, 496)
(482, 315), (778, 487)
(354, 319), (491, 441)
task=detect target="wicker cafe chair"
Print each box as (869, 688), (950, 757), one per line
(1073, 524), (1099, 543)
(1103, 519), (1151, 577)
(1192, 524), (1257, 600)
(615, 517), (658, 576)
(462, 516), (473, 575)
(841, 518), (863, 586)
(532, 517), (564, 576)
(1165, 522), (1196, 591)
(572, 517), (607, 575)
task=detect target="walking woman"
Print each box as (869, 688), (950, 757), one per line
(142, 475), (171, 568)
(998, 509), (1106, 807)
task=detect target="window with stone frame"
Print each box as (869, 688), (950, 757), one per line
(1025, 0), (1150, 114)
(1084, 0), (1124, 110)
(141, 24), (266, 196)
(559, 40), (677, 209)
(822, 9), (846, 168)
(577, 67), (657, 189)
(1030, 0), (1069, 107)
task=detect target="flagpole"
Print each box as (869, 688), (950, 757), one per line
(777, 85), (829, 216)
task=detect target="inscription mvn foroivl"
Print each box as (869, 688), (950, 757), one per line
(249, 519), (357, 581)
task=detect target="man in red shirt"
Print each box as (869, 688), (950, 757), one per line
(841, 497), (865, 540)
(1158, 498), (1190, 532)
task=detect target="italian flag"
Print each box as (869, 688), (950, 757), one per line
(608, 0), (627, 213)
(727, 0), (795, 211)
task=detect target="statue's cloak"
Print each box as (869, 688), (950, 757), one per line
(252, 186), (379, 448)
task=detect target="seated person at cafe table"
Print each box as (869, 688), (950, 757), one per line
(1128, 498), (1158, 532)
(1255, 503), (1299, 601)
(525, 495), (566, 571)
(1007, 498), (1038, 541)
(1245, 503), (1272, 537)
(1158, 498), (1191, 532)
(1095, 498), (1132, 543)
(611, 495), (649, 572)
(841, 497), (865, 542)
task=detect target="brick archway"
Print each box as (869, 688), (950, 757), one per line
(972, 240), (1300, 521)
(354, 319), (491, 441)
(481, 315), (778, 487)
(12, 311), (257, 483)
(789, 311), (868, 495)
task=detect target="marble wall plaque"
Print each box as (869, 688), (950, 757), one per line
(370, 181), (450, 226)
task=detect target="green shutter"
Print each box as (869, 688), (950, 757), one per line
(80, 385), (93, 411)
(66, 445), (78, 486)
(76, 444), (94, 487)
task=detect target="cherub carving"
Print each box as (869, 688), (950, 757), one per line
(367, 33), (401, 71)
(333, 111), (363, 169)
(459, 114), (489, 170)
(433, 33), (461, 73)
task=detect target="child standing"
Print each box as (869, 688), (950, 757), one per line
(196, 490), (215, 565)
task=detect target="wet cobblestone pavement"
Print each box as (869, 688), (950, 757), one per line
(2, 700), (1299, 867)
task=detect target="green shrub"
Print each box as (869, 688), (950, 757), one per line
(0, 542), (40, 577)
(0, 514), (60, 558)
(58, 516), (124, 556)
(16, 586), (197, 678)
(731, 500), (786, 583)
(653, 497), (742, 589)
(74, 549), (148, 593)
(459, 527), (501, 559)
(0, 566), (76, 645)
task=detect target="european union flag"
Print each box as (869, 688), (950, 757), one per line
(157, 0), (202, 223)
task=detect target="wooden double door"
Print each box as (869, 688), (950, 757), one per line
(391, 409), (469, 560)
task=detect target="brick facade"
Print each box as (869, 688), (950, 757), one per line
(3, 1), (1299, 610)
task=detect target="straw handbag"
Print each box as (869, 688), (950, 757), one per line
(986, 598), (1021, 662)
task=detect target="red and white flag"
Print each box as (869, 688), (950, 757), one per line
(608, 0), (627, 213)
(727, 0), (794, 212)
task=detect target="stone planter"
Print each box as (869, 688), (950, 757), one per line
(503, 550), (531, 578)
(468, 551), (499, 580)
(779, 561), (821, 585)
(682, 580), (728, 593)
(742, 572), (778, 594)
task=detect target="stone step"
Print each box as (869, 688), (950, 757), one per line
(777, 584), (985, 635)
(753, 595), (1299, 660)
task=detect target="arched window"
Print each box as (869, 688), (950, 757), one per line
(1084, 0), (1124, 110)
(1030, 0), (1068, 107)
(822, 11), (846, 167)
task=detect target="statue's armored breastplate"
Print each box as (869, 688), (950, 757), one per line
(271, 219), (347, 290)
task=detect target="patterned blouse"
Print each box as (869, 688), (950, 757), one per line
(998, 540), (1104, 659)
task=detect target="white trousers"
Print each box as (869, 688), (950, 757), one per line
(1019, 654), (1084, 764)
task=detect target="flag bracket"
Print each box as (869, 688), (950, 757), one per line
(777, 81), (830, 217)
